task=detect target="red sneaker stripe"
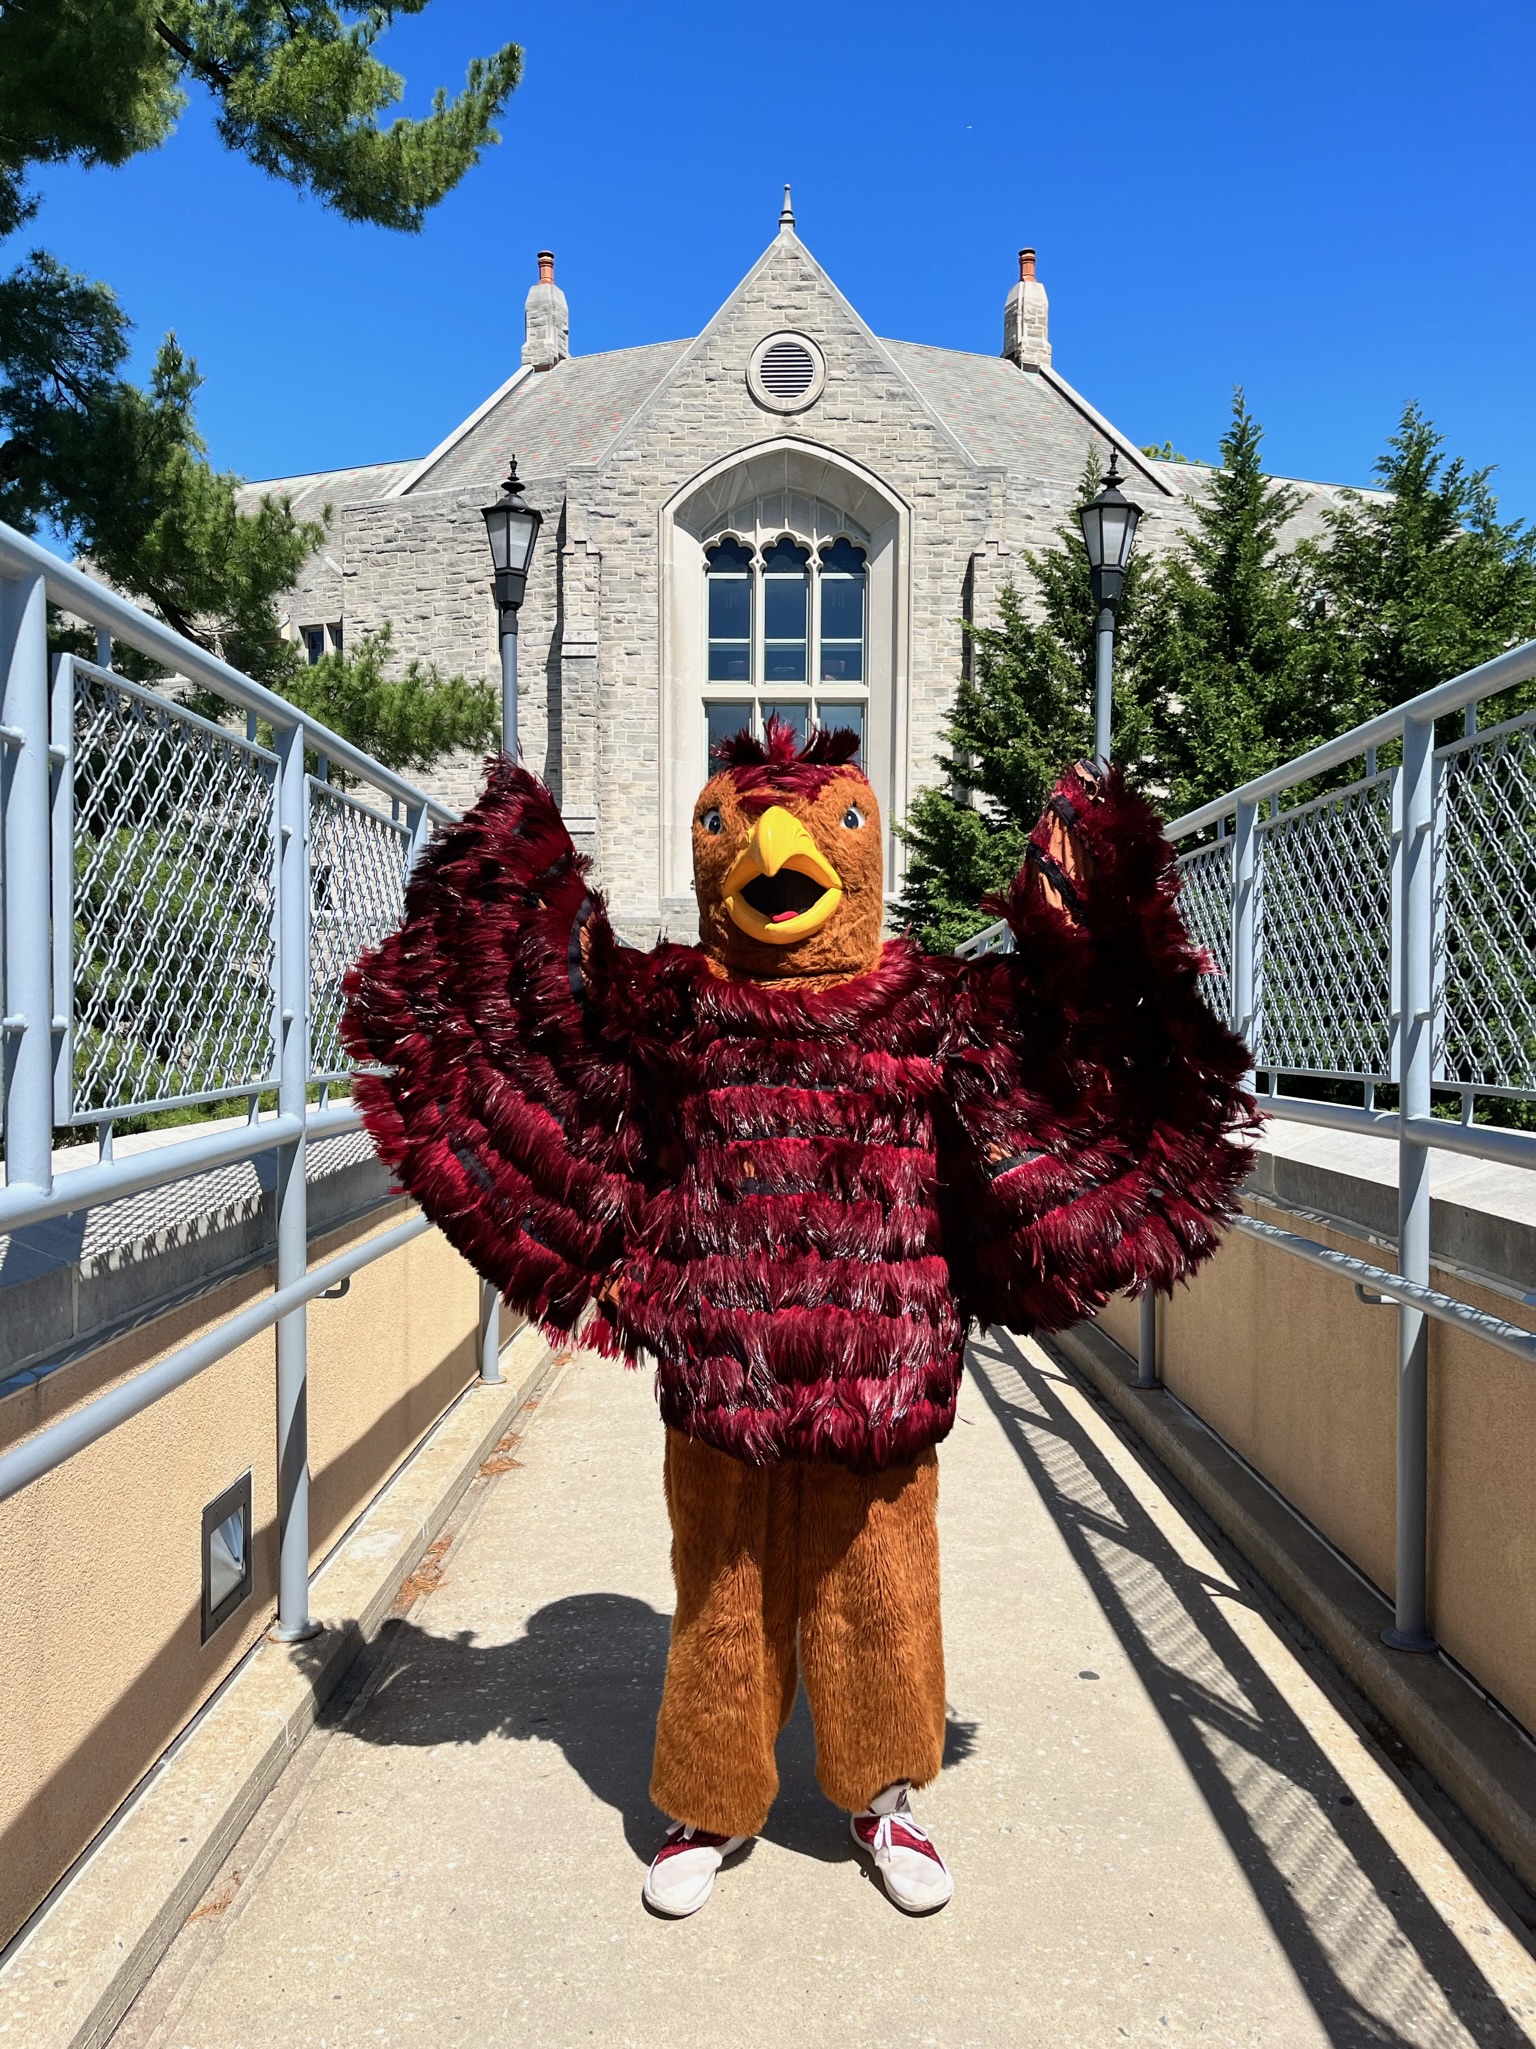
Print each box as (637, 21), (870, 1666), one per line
(653, 1828), (732, 1865)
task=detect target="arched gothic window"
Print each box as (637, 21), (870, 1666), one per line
(701, 534), (868, 768)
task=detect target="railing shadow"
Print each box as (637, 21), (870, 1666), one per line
(323, 1592), (976, 1869)
(969, 1327), (1526, 2049)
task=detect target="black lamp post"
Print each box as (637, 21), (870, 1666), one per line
(481, 458), (543, 756)
(1078, 455), (1143, 765)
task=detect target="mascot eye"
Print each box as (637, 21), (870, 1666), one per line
(700, 807), (723, 835)
(841, 804), (865, 830)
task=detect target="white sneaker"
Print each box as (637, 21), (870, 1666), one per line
(850, 1782), (954, 1913)
(642, 1823), (749, 1917)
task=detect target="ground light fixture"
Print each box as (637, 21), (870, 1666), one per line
(201, 1471), (253, 1642)
(1078, 455), (1144, 765)
(481, 457), (544, 757)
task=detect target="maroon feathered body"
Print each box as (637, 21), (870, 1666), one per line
(612, 940), (960, 1467)
(342, 758), (1253, 1473)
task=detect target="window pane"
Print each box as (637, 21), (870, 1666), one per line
(706, 536), (755, 571)
(761, 701), (809, 746)
(707, 702), (754, 761)
(761, 536), (810, 573)
(763, 575), (807, 640)
(819, 642), (863, 683)
(819, 576), (865, 641)
(816, 702), (864, 759)
(708, 576), (751, 640)
(763, 643), (807, 682)
(819, 536), (866, 575)
(709, 645), (751, 682)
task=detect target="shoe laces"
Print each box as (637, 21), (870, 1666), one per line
(863, 1792), (944, 1869)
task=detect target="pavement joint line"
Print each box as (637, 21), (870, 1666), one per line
(1051, 1316), (1536, 1919)
(0, 1321), (560, 2049)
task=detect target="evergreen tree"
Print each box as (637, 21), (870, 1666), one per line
(0, 0), (518, 761)
(1138, 391), (1326, 816)
(279, 626), (498, 779)
(898, 455), (1156, 951)
(1294, 402), (1536, 724)
(0, 2), (521, 239)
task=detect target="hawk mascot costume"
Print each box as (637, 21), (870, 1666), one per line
(341, 719), (1251, 1917)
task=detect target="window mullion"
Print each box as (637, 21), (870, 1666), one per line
(809, 561), (822, 720)
(752, 557), (764, 722)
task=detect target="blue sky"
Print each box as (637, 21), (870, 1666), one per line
(16, 0), (1535, 519)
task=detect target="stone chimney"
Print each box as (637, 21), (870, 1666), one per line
(522, 249), (569, 370)
(1003, 248), (1051, 370)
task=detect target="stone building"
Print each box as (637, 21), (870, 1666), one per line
(245, 197), (1356, 937)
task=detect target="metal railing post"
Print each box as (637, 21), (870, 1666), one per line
(1232, 798), (1258, 1056)
(1385, 712), (1437, 1654)
(405, 799), (431, 874)
(1, 568), (54, 1197)
(274, 723), (319, 1642)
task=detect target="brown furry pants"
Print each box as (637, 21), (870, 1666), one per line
(650, 1428), (947, 1839)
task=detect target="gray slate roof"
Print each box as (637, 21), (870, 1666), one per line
(235, 458), (418, 521)
(410, 341), (692, 494)
(240, 339), (1371, 531)
(882, 340), (1099, 472)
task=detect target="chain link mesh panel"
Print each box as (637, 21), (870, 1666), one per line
(309, 783), (412, 1078)
(1438, 715), (1536, 1092)
(1254, 777), (1394, 1079)
(1175, 839), (1235, 1025)
(69, 671), (277, 1116)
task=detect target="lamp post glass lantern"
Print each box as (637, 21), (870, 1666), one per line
(481, 458), (543, 756)
(1078, 456), (1143, 766)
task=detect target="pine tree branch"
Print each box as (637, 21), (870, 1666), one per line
(152, 16), (235, 91)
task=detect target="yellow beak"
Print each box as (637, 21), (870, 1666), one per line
(721, 805), (844, 945)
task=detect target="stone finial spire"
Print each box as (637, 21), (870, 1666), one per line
(522, 249), (569, 370)
(779, 184), (795, 232)
(1003, 246), (1051, 369)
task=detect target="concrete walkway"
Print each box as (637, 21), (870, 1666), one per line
(112, 1334), (1536, 2048)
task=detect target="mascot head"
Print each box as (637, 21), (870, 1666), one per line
(691, 716), (883, 980)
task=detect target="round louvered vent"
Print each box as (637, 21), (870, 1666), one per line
(758, 339), (815, 398)
(747, 332), (826, 413)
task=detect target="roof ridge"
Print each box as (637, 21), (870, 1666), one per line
(242, 457), (418, 488)
(593, 231), (990, 478)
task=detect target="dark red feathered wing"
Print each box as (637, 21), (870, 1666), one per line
(340, 759), (650, 1338)
(940, 765), (1256, 1334)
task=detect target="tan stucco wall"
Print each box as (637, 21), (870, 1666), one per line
(0, 1208), (478, 1948)
(1096, 1205), (1536, 1736)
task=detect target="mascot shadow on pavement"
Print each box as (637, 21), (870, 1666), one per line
(325, 1595), (978, 1868)
(342, 716), (1251, 1917)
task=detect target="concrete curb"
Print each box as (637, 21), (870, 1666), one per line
(1051, 1318), (1536, 1899)
(0, 1323), (555, 2049)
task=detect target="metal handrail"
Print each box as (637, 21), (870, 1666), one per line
(1232, 1211), (1536, 1365)
(0, 524), (456, 818)
(1160, 640), (1536, 1658)
(0, 1213), (432, 1506)
(952, 640), (1536, 1661)
(1166, 636), (1536, 837)
(0, 519), (496, 1646)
